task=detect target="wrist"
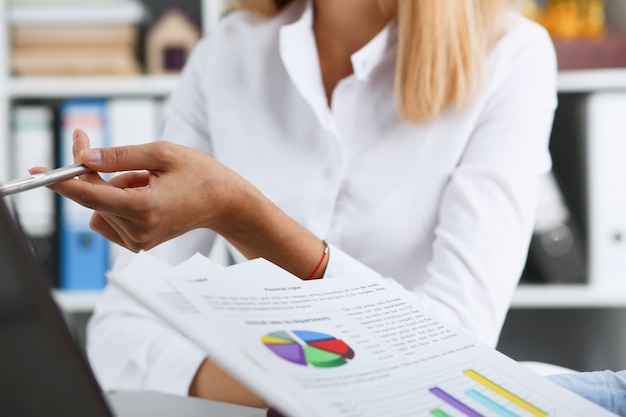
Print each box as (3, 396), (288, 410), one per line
(305, 240), (329, 280)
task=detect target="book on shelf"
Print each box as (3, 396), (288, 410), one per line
(585, 92), (626, 291)
(108, 251), (615, 417)
(8, 0), (146, 76)
(12, 24), (139, 48)
(11, 45), (141, 76)
(58, 99), (110, 291)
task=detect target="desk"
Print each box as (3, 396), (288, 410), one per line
(107, 391), (265, 417)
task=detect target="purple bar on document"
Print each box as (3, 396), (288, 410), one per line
(428, 387), (484, 417)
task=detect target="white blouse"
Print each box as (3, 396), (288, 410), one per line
(87, 0), (557, 396)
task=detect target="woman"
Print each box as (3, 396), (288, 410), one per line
(40, 0), (557, 408)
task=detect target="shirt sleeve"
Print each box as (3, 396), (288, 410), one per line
(86, 285), (208, 395)
(86, 38), (219, 395)
(326, 21), (557, 347)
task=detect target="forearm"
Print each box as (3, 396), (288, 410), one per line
(209, 182), (328, 280)
(188, 358), (268, 408)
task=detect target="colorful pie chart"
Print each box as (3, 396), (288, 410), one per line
(261, 330), (355, 368)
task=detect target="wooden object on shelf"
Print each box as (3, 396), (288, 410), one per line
(145, 7), (201, 74)
(12, 24), (138, 48)
(553, 35), (626, 70)
(540, 0), (607, 39)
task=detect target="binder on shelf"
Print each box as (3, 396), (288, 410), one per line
(10, 104), (57, 287)
(106, 97), (161, 265)
(58, 99), (109, 291)
(585, 92), (626, 290)
(107, 97), (160, 148)
(521, 171), (586, 284)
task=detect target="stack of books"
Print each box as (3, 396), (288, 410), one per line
(8, 0), (147, 76)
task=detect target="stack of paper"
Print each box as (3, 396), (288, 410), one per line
(109, 252), (617, 417)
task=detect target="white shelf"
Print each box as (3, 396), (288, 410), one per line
(8, 75), (180, 98)
(558, 68), (626, 92)
(52, 289), (103, 313)
(6, 69), (626, 100)
(512, 284), (626, 308)
(52, 284), (626, 313)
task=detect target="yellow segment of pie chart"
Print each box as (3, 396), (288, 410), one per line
(261, 335), (294, 344)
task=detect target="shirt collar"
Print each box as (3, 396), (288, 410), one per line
(278, 0), (395, 131)
(279, 0), (331, 130)
(280, 0), (395, 79)
(351, 21), (395, 81)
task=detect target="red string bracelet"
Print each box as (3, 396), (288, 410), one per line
(305, 240), (329, 280)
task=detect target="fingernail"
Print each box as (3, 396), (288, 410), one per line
(73, 129), (79, 142)
(81, 149), (102, 163)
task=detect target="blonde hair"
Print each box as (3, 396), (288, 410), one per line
(226, 0), (512, 124)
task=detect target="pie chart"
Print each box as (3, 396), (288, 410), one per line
(261, 330), (355, 368)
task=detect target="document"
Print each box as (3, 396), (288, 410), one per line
(109, 252), (616, 417)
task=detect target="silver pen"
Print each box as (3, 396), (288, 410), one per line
(0, 163), (92, 197)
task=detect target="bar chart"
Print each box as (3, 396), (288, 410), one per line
(427, 368), (549, 417)
(334, 361), (560, 417)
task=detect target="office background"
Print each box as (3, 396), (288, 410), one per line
(3, 0), (626, 374)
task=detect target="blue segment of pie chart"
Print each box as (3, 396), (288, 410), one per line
(292, 330), (334, 343)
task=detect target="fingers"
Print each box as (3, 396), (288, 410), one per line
(72, 128), (91, 163)
(80, 141), (179, 174)
(108, 171), (150, 189)
(28, 166), (51, 175)
(90, 213), (128, 250)
(91, 210), (159, 252)
(72, 129), (107, 184)
(48, 176), (139, 213)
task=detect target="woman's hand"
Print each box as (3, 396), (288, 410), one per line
(30, 129), (245, 251)
(32, 129), (328, 277)
(31, 129), (330, 407)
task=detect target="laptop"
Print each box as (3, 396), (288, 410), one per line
(0, 196), (263, 417)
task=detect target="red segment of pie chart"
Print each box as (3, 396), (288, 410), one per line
(308, 339), (355, 359)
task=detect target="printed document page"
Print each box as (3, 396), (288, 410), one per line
(109, 252), (617, 417)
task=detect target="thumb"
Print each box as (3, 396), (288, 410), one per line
(80, 142), (170, 173)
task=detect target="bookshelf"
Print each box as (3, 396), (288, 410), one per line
(1, 0), (625, 312)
